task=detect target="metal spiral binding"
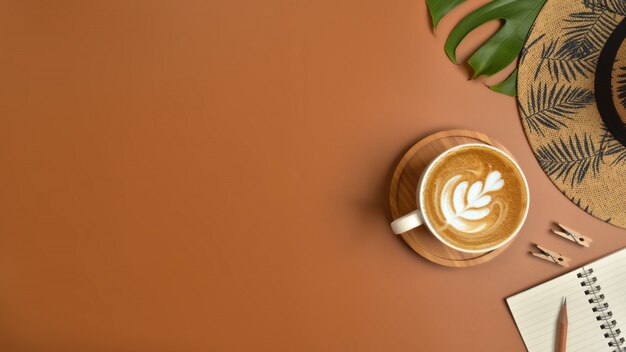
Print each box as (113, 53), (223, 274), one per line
(578, 267), (625, 351)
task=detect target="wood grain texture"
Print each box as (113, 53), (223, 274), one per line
(389, 129), (515, 267)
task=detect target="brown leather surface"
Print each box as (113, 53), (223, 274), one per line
(2, 1), (626, 351)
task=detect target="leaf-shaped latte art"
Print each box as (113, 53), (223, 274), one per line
(440, 171), (504, 234)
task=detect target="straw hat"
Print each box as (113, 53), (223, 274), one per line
(518, 0), (626, 227)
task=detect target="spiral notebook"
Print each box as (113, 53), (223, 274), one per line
(507, 247), (626, 352)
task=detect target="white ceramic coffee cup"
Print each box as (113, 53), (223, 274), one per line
(390, 143), (530, 253)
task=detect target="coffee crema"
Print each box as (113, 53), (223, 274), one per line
(422, 145), (528, 252)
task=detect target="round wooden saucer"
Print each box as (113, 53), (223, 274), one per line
(389, 130), (515, 267)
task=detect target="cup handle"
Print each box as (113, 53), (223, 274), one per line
(390, 210), (424, 234)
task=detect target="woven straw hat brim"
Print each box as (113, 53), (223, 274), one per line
(518, 0), (626, 227)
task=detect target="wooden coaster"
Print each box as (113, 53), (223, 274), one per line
(390, 130), (515, 267)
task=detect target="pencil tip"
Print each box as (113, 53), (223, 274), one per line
(563, 297), (567, 305)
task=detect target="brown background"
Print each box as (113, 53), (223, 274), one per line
(1, 1), (626, 351)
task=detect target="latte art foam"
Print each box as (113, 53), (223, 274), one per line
(440, 170), (505, 234)
(422, 145), (528, 252)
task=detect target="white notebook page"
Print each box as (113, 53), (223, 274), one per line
(507, 248), (626, 352)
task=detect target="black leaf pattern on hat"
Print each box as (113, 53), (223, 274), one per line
(520, 83), (594, 135)
(601, 128), (626, 164)
(521, 33), (545, 64)
(584, 0), (626, 16)
(562, 10), (621, 57)
(535, 39), (599, 82)
(535, 133), (603, 186)
(564, 192), (612, 222)
(566, 193), (594, 214)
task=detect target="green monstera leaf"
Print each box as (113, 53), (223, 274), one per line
(426, 0), (547, 96)
(426, 0), (467, 29)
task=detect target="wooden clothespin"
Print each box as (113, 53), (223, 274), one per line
(552, 223), (593, 247)
(530, 245), (571, 267)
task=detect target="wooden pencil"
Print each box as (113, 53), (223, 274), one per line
(556, 298), (568, 352)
